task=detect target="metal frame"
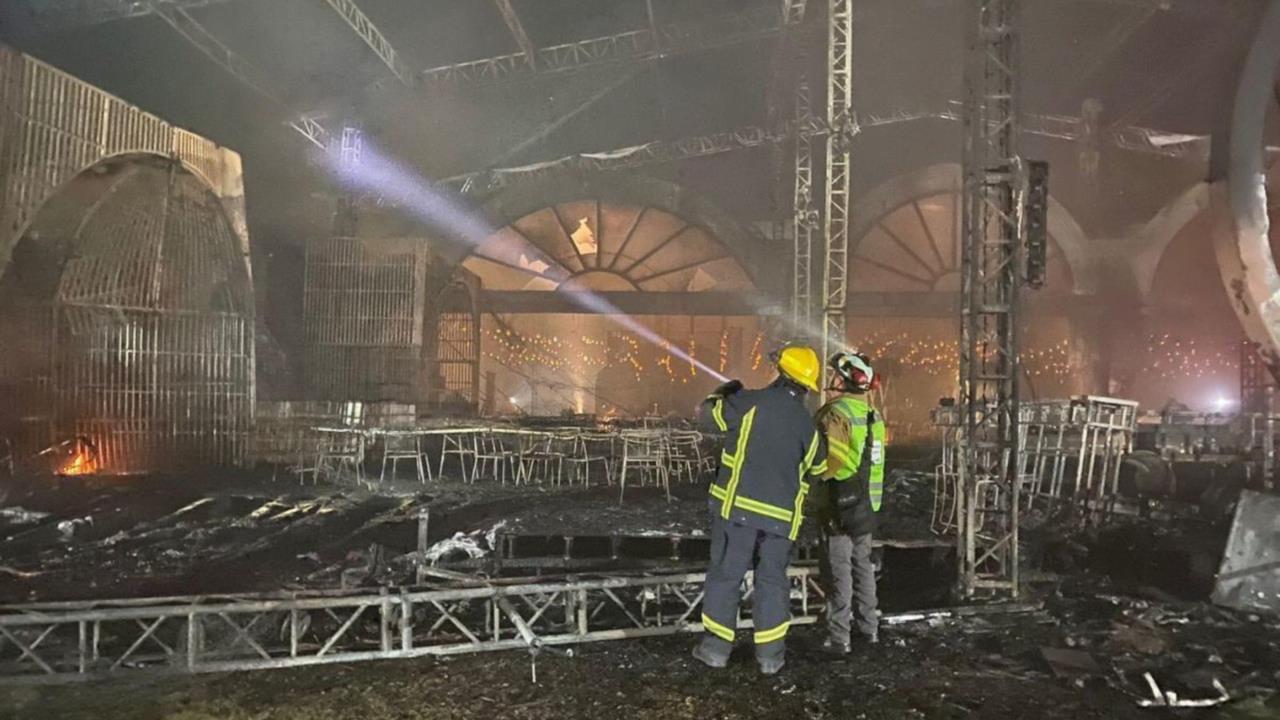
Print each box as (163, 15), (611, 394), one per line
(0, 567), (825, 682)
(445, 102), (1202, 196)
(0, 48), (254, 474)
(151, 3), (283, 106)
(302, 236), (421, 401)
(792, 78), (816, 330)
(436, 280), (481, 411)
(957, 0), (1023, 599)
(416, 6), (792, 88)
(28, 0), (239, 28)
(493, 0), (539, 68)
(821, 0), (853, 379)
(321, 0), (414, 86)
(0, 46), (244, 267)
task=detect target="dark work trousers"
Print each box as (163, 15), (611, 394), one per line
(698, 515), (794, 662)
(818, 529), (878, 643)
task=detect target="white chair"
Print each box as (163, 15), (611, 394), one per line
(518, 432), (564, 486)
(619, 430), (670, 504)
(437, 430), (476, 482)
(666, 430), (706, 484)
(381, 433), (429, 483)
(564, 431), (615, 486)
(472, 430), (518, 485)
(317, 431), (365, 485)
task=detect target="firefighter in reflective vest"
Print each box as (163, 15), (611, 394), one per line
(692, 345), (828, 675)
(814, 350), (886, 654)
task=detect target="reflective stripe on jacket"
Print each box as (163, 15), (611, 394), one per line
(815, 395), (886, 531)
(698, 379), (828, 540)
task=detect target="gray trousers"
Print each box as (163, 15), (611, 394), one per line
(818, 530), (878, 643)
(698, 515), (793, 662)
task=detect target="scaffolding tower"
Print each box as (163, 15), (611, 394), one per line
(793, 76), (816, 330)
(821, 0), (853, 379)
(957, 0), (1024, 599)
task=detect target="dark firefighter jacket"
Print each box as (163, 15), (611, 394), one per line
(814, 394), (886, 536)
(698, 378), (828, 540)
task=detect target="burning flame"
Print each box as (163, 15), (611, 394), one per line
(60, 451), (97, 476)
(58, 439), (99, 476)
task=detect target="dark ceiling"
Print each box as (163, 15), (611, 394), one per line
(0, 0), (1272, 246)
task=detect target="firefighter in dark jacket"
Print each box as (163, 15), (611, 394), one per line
(692, 345), (828, 675)
(814, 350), (886, 653)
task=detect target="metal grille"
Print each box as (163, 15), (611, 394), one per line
(303, 237), (420, 400)
(0, 45), (235, 268)
(48, 162), (252, 473)
(957, 0), (1024, 598)
(436, 282), (479, 410)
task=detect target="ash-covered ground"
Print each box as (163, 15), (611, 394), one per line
(0, 465), (937, 603)
(6, 578), (1279, 720)
(2, 464), (1278, 718)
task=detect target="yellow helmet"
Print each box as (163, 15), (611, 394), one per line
(774, 345), (821, 393)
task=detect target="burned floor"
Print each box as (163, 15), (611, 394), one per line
(2, 458), (1279, 719)
(3, 1), (1280, 718)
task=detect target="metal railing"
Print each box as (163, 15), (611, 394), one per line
(933, 395), (1140, 532)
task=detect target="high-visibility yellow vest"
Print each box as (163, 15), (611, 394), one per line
(821, 395), (885, 512)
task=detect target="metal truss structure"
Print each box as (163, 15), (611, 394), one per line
(0, 568), (824, 682)
(821, 0), (853, 379)
(493, 0), (539, 68)
(783, 0), (811, 25)
(957, 0), (1023, 599)
(151, 3), (282, 105)
(447, 124), (795, 195)
(144, 1), (339, 149)
(443, 101), (1197, 201)
(792, 79), (817, 330)
(320, 0), (414, 86)
(416, 5), (794, 88)
(27, 0), (239, 28)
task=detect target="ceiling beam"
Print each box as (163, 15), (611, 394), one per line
(151, 3), (282, 104)
(150, 3), (330, 148)
(28, 0), (239, 28)
(414, 5), (796, 89)
(489, 69), (640, 167)
(493, 0), (538, 68)
(446, 103), (1204, 195)
(319, 0), (414, 86)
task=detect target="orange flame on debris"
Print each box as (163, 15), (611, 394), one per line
(58, 445), (98, 476)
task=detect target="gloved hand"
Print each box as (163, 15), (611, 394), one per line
(711, 379), (743, 397)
